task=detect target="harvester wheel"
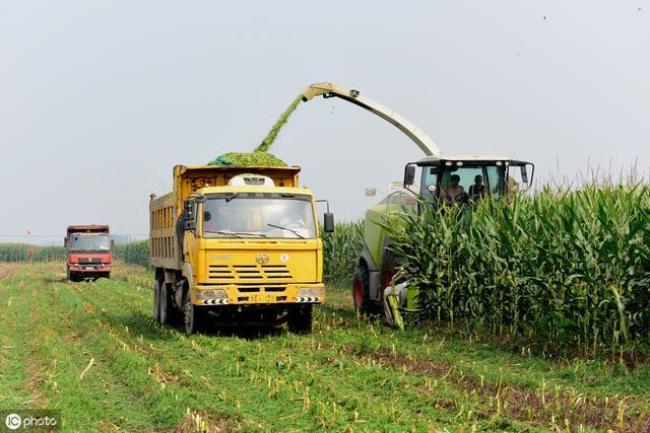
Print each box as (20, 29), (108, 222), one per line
(352, 264), (371, 314)
(288, 305), (313, 334)
(380, 253), (397, 292)
(153, 280), (161, 324)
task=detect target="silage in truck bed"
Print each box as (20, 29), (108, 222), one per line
(207, 151), (287, 167)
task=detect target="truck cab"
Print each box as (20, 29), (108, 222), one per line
(64, 225), (113, 281)
(150, 165), (334, 335)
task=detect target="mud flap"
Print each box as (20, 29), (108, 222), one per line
(383, 283), (406, 331)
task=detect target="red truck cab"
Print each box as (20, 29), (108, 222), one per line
(64, 225), (113, 281)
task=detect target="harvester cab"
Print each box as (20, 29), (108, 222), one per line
(403, 155), (535, 206)
(355, 155), (535, 324)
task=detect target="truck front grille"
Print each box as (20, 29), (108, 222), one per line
(208, 264), (292, 282)
(78, 258), (102, 265)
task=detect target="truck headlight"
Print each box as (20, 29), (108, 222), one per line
(196, 289), (228, 300)
(297, 287), (325, 298)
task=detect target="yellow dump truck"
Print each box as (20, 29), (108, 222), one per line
(149, 164), (334, 335)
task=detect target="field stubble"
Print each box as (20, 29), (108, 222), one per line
(0, 261), (649, 433)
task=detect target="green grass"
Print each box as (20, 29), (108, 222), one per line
(1, 261), (649, 432)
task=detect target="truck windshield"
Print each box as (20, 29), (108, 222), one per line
(202, 194), (317, 239)
(67, 234), (111, 252)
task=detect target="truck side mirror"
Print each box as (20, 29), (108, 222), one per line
(183, 200), (195, 230)
(184, 216), (195, 231)
(324, 213), (335, 233)
(404, 165), (416, 186)
(520, 165), (528, 184)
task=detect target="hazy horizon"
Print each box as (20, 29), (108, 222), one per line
(1, 1), (648, 245)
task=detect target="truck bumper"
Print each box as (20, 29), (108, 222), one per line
(68, 264), (112, 274)
(191, 283), (325, 306)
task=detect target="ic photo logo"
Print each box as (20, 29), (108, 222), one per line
(5, 414), (21, 430)
(1, 410), (60, 432)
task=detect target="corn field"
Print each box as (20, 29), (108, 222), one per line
(0, 244), (66, 262)
(323, 221), (364, 287)
(113, 240), (150, 267)
(0, 225), (365, 288)
(384, 183), (650, 355)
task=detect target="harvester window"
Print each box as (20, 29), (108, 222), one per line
(437, 165), (507, 202)
(421, 168), (439, 200)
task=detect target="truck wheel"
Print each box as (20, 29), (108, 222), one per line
(153, 281), (161, 324)
(183, 295), (204, 336)
(288, 305), (313, 334)
(352, 264), (371, 314)
(68, 272), (78, 282)
(159, 283), (173, 326)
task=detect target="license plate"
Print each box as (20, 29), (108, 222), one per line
(246, 295), (274, 303)
(85, 266), (94, 270)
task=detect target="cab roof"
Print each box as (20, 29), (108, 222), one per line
(194, 185), (314, 197)
(419, 154), (513, 163)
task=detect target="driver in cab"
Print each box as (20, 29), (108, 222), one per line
(443, 174), (465, 204)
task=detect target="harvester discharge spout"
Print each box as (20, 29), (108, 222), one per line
(301, 82), (441, 157)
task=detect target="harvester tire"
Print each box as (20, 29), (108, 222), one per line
(288, 305), (313, 334)
(352, 264), (372, 314)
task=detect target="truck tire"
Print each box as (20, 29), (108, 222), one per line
(352, 264), (371, 314)
(288, 304), (313, 334)
(68, 272), (79, 282)
(183, 294), (204, 336)
(153, 281), (161, 324)
(159, 283), (173, 326)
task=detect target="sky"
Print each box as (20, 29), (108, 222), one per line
(1, 1), (648, 244)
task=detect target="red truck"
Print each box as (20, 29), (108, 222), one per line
(64, 225), (113, 281)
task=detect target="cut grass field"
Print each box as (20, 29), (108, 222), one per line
(1, 261), (650, 433)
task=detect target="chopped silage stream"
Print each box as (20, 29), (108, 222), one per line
(208, 94), (304, 168)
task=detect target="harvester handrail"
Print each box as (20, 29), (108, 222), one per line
(301, 82), (441, 156)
